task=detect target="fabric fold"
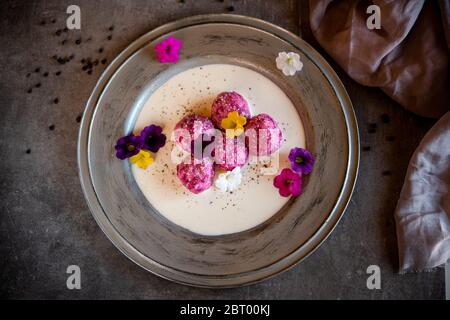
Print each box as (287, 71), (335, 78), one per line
(395, 112), (450, 272)
(309, 0), (450, 272)
(309, 0), (449, 118)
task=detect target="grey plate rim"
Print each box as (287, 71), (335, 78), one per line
(77, 14), (360, 288)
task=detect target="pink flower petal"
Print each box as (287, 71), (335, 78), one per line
(289, 179), (302, 197)
(278, 185), (292, 197)
(154, 36), (183, 63)
(273, 168), (302, 197)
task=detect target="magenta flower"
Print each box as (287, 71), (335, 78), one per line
(273, 168), (302, 197)
(140, 124), (166, 152)
(115, 134), (142, 160)
(154, 36), (183, 63)
(288, 147), (315, 175)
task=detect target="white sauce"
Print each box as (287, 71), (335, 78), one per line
(132, 64), (305, 235)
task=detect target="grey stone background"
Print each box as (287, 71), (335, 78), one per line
(0, 0), (444, 299)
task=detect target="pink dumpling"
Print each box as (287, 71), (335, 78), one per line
(214, 136), (248, 171)
(245, 113), (283, 156)
(174, 114), (215, 152)
(211, 91), (251, 128)
(176, 157), (215, 194)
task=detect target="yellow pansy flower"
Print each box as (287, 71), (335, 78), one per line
(130, 150), (154, 169)
(221, 111), (247, 138)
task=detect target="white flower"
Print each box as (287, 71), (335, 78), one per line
(215, 167), (242, 193)
(275, 51), (303, 76)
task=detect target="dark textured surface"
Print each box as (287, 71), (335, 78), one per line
(0, 0), (444, 299)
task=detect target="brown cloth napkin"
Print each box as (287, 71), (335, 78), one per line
(309, 0), (450, 118)
(309, 0), (450, 272)
(395, 112), (450, 272)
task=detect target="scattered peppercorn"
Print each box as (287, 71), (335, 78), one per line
(55, 71), (61, 76)
(382, 170), (391, 176)
(381, 113), (390, 123)
(35, 83), (41, 88)
(227, 5), (235, 11)
(26, 149), (31, 154)
(362, 146), (371, 151)
(53, 98), (59, 104)
(34, 67), (40, 73)
(49, 125), (55, 131)
(75, 38), (81, 45)
(386, 136), (395, 142)
(101, 58), (107, 65)
(43, 72), (49, 77)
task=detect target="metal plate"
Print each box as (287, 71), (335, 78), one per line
(78, 14), (359, 288)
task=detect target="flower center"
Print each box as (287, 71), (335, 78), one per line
(287, 57), (294, 65)
(126, 144), (135, 152)
(295, 156), (303, 164)
(284, 179), (292, 186)
(229, 120), (238, 129)
(146, 135), (155, 145)
(165, 45), (172, 54)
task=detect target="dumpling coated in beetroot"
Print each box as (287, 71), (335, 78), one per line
(173, 114), (215, 153)
(176, 157), (215, 194)
(245, 113), (283, 156)
(211, 91), (251, 128)
(214, 136), (248, 171)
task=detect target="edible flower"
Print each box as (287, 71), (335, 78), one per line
(215, 167), (242, 193)
(154, 36), (183, 63)
(275, 52), (303, 76)
(221, 111), (247, 138)
(115, 134), (142, 160)
(273, 168), (302, 197)
(130, 150), (154, 169)
(288, 147), (315, 175)
(140, 124), (167, 153)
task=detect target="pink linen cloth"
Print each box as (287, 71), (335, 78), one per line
(309, 0), (450, 272)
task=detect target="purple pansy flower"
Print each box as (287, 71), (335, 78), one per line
(154, 36), (183, 63)
(288, 147), (315, 175)
(115, 134), (142, 160)
(140, 125), (166, 153)
(273, 168), (302, 197)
